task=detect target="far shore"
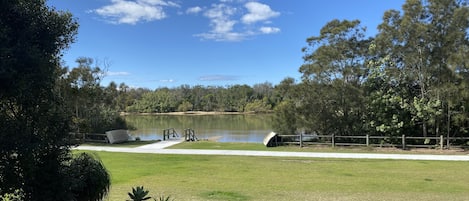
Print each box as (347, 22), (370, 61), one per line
(120, 111), (274, 116)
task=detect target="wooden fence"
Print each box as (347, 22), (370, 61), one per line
(278, 134), (469, 149)
(68, 132), (108, 143)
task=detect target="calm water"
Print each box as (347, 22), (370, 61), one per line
(124, 114), (274, 143)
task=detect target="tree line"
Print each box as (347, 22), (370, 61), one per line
(77, 80), (277, 114)
(57, 55), (283, 115)
(273, 0), (469, 143)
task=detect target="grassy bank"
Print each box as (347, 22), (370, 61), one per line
(80, 151), (469, 201)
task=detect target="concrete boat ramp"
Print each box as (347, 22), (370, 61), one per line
(73, 139), (469, 161)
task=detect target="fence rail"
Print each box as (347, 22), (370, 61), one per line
(68, 132), (108, 143)
(277, 134), (469, 149)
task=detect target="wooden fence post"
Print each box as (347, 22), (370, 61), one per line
(299, 133), (303, 148)
(366, 134), (369, 147)
(332, 134), (335, 148)
(440, 135), (444, 150)
(402, 134), (406, 150)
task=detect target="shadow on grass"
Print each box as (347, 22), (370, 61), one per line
(200, 191), (250, 201)
(80, 140), (161, 148)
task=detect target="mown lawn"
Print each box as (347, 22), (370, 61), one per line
(79, 150), (469, 201)
(169, 141), (468, 155)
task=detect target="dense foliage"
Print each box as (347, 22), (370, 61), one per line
(0, 1), (111, 200)
(123, 83), (276, 113)
(273, 0), (469, 143)
(58, 57), (129, 133)
(66, 153), (110, 201)
(0, 0), (78, 199)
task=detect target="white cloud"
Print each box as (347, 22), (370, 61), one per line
(194, 3), (243, 41)
(195, 1), (281, 42)
(259, 26), (280, 34)
(159, 79), (176, 83)
(142, 0), (180, 7)
(241, 2), (280, 24)
(195, 32), (246, 42)
(204, 3), (237, 33)
(93, 0), (179, 24)
(186, 6), (202, 14)
(106, 71), (130, 76)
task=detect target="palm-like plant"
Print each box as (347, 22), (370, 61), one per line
(127, 186), (151, 201)
(155, 195), (173, 201)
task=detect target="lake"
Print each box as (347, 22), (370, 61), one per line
(123, 114), (274, 143)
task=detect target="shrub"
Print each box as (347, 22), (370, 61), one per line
(67, 153), (110, 201)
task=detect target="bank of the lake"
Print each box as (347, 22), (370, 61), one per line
(121, 111), (273, 116)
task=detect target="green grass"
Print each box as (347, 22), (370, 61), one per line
(80, 140), (160, 148)
(169, 141), (271, 150)
(78, 150), (469, 201)
(169, 141), (468, 155)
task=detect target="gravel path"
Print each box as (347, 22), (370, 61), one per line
(73, 140), (469, 161)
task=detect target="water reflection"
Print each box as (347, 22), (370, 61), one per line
(124, 114), (274, 143)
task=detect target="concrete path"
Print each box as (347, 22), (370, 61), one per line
(135, 138), (184, 149)
(73, 140), (469, 161)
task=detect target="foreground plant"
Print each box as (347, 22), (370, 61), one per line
(127, 186), (151, 201)
(67, 153), (110, 201)
(154, 195), (173, 201)
(127, 186), (174, 201)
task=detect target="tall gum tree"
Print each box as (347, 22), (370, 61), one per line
(298, 19), (371, 136)
(374, 0), (469, 138)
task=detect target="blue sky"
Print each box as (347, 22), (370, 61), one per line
(48, 0), (405, 89)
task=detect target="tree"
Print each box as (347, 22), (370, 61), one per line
(245, 98), (272, 113)
(363, 50), (415, 138)
(225, 84), (254, 112)
(61, 57), (104, 133)
(374, 0), (469, 138)
(273, 0), (469, 145)
(272, 78), (299, 134)
(59, 58), (128, 133)
(0, 0), (78, 199)
(177, 100), (193, 112)
(129, 89), (177, 113)
(295, 19), (371, 136)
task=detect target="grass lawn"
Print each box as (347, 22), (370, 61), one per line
(79, 150), (469, 201)
(169, 141), (469, 155)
